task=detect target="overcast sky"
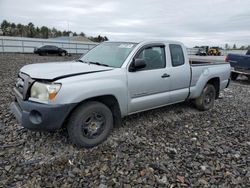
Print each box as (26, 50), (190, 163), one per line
(0, 0), (250, 47)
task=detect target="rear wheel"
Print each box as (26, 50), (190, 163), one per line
(67, 101), (113, 148)
(195, 84), (216, 111)
(231, 72), (238, 80)
(60, 52), (66, 56)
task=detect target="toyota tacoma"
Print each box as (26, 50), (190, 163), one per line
(10, 40), (231, 147)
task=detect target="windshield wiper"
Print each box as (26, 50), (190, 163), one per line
(76, 60), (111, 67)
(88, 61), (110, 67)
(76, 59), (87, 63)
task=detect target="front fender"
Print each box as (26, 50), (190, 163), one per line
(53, 72), (128, 116)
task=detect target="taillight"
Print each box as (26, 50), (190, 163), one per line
(225, 55), (229, 62)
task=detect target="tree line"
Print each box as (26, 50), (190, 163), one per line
(225, 43), (250, 50)
(0, 20), (108, 42)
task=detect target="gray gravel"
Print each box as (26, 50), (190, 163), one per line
(0, 53), (250, 187)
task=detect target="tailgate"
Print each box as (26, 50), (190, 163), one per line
(228, 54), (250, 70)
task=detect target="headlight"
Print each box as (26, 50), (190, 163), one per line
(30, 82), (61, 102)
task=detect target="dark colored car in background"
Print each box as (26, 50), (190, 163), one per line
(34, 45), (68, 56)
(226, 49), (250, 80)
(196, 48), (207, 56)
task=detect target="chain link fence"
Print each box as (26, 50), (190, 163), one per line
(0, 36), (247, 55)
(0, 36), (98, 54)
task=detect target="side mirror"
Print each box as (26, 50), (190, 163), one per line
(129, 58), (146, 72)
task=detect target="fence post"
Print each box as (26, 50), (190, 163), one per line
(1, 38), (4, 52)
(22, 40), (24, 53)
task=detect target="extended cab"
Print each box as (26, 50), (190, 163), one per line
(10, 41), (231, 147)
(226, 49), (250, 80)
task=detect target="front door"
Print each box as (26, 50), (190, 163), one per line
(127, 45), (171, 113)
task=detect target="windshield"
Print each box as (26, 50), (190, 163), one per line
(80, 42), (137, 68)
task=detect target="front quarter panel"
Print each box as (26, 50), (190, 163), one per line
(52, 69), (128, 116)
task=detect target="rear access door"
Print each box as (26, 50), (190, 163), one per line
(166, 44), (191, 103)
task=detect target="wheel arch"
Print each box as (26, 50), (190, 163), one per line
(189, 76), (221, 99)
(207, 77), (220, 99)
(63, 95), (122, 128)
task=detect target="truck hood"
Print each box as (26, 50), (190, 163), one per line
(20, 61), (113, 80)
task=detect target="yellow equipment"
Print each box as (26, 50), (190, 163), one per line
(208, 47), (221, 56)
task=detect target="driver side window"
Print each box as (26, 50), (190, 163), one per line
(136, 46), (166, 70)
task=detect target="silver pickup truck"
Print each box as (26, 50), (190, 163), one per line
(10, 40), (231, 147)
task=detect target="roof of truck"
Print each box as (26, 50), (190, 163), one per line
(104, 40), (184, 45)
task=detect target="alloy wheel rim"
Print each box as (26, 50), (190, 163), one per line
(82, 112), (106, 139)
(204, 90), (214, 105)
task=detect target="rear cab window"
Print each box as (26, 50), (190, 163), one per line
(169, 44), (185, 67)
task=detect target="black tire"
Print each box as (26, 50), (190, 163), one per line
(60, 52), (66, 56)
(195, 84), (216, 111)
(231, 72), (238, 81)
(67, 101), (113, 148)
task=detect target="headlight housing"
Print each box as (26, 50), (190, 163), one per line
(30, 82), (61, 102)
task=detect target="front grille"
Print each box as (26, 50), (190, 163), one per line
(16, 73), (25, 95)
(15, 72), (34, 100)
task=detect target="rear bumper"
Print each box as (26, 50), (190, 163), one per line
(10, 92), (76, 131)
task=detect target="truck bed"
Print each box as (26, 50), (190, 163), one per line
(189, 55), (225, 63)
(189, 57), (228, 66)
(188, 60), (231, 99)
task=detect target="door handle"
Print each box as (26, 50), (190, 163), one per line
(161, 73), (170, 78)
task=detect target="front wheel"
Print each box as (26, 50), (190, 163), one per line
(67, 101), (113, 148)
(195, 84), (216, 111)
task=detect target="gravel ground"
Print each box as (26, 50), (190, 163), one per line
(0, 53), (249, 187)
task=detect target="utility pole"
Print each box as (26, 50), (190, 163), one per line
(67, 21), (71, 54)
